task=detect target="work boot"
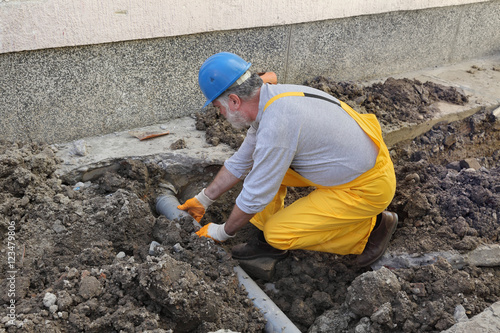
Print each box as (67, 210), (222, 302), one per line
(231, 232), (288, 260)
(355, 211), (398, 267)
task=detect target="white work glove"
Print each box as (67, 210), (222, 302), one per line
(177, 188), (215, 222)
(196, 222), (235, 242)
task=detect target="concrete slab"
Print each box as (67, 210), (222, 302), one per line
(54, 116), (236, 183)
(372, 244), (500, 271)
(442, 301), (500, 333)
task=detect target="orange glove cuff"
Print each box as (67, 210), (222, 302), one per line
(195, 223), (234, 242)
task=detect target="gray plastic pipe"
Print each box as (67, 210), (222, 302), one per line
(155, 191), (200, 227)
(156, 190), (301, 333)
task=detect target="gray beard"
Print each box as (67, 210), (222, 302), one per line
(225, 109), (252, 129)
(218, 98), (252, 129)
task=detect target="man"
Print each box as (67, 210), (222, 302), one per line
(178, 52), (398, 267)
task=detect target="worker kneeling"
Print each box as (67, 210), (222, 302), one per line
(178, 52), (398, 267)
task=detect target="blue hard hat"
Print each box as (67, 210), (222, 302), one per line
(198, 52), (251, 108)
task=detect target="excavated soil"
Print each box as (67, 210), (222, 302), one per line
(1, 77), (499, 333)
(0, 144), (265, 332)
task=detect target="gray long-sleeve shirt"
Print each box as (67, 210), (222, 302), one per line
(224, 84), (379, 214)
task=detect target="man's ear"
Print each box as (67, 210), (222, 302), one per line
(228, 94), (241, 109)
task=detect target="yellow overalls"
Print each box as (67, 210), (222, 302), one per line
(249, 93), (396, 255)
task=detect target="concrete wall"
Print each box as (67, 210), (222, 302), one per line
(0, 0), (488, 54)
(1, 1), (500, 143)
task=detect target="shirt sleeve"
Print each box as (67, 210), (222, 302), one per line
(235, 144), (295, 214)
(236, 114), (298, 214)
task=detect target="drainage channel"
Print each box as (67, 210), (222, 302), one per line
(156, 189), (301, 333)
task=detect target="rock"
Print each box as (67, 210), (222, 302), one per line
(464, 244), (500, 267)
(409, 282), (426, 296)
(116, 251), (126, 259)
(454, 304), (468, 323)
(149, 241), (163, 255)
(70, 139), (87, 156)
(78, 276), (102, 300)
(460, 158), (481, 170)
(56, 290), (73, 311)
(237, 256), (278, 281)
(170, 139), (187, 150)
(309, 308), (352, 333)
(60, 311), (69, 319)
(346, 267), (401, 317)
(493, 106), (500, 120)
(446, 161), (461, 171)
(442, 301), (500, 332)
(173, 243), (184, 253)
(354, 317), (372, 333)
(371, 302), (393, 326)
(43, 292), (57, 308)
(404, 173), (420, 183)
(52, 221), (67, 233)
(443, 134), (456, 147)
(66, 267), (79, 279)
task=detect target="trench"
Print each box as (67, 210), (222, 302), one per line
(155, 187), (301, 333)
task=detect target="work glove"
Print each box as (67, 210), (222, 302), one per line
(177, 188), (215, 222)
(196, 222), (234, 242)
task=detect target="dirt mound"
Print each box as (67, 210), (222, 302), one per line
(195, 106), (247, 149)
(305, 76), (468, 126)
(0, 142), (265, 332)
(389, 110), (500, 253)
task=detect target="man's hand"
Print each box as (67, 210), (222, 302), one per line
(196, 223), (234, 242)
(177, 197), (205, 222)
(177, 188), (214, 222)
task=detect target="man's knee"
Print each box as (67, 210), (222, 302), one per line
(262, 227), (289, 250)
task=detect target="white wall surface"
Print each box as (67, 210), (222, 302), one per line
(0, 0), (489, 54)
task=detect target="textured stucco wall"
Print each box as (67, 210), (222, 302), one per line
(0, 0), (489, 54)
(1, 1), (499, 144)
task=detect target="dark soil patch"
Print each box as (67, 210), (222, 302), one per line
(304, 76), (468, 126)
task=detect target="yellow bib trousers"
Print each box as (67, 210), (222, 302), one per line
(250, 99), (396, 255)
